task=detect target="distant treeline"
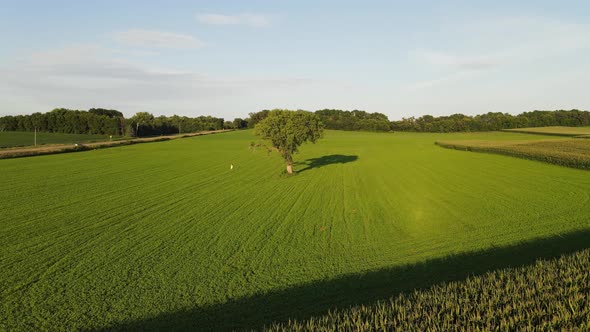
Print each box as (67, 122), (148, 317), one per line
(247, 109), (590, 133)
(315, 109), (391, 131)
(2, 108), (589, 137)
(247, 109), (391, 132)
(0, 108), (125, 135)
(0, 108), (246, 137)
(390, 110), (590, 132)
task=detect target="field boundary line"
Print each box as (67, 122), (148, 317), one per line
(0, 129), (234, 159)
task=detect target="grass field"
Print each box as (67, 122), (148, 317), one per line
(0, 131), (119, 148)
(2, 130), (590, 330)
(503, 126), (590, 137)
(436, 138), (590, 170)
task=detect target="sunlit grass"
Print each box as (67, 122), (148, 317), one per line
(1, 130), (590, 330)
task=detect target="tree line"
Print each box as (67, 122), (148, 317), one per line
(249, 109), (590, 133)
(248, 109), (391, 132)
(0, 108), (243, 137)
(2, 108), (589, 137)
(390, 110), (590, 132)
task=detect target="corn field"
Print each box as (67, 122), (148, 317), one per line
(436, 139), (590, 170)
(267, 249), (590, 331)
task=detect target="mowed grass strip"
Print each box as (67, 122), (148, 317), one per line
(0, 131), (118, 148)
(436, 138), (590, 170)
(267, 247), (590, 331)
(503, 126), (590, 137)
(1, 130), (590, 330)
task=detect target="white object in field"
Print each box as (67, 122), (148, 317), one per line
(230, 164), (234, 170)
(75, 143), (78, 147)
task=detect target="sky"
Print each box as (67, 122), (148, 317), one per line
(1, 0), (589, 120)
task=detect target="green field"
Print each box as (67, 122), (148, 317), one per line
(0, 131), (118, 148)
(436, 138), (590, 170)
(2, 130), (590, 330)
(504, 126), (590, 137)
(270, 248), (590, 331)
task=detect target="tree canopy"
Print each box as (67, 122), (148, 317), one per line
(390, 110), (590, 132)
(315, 109), (391, 132)
(254, 109), (324, 174)
(0, 109), (230, 137)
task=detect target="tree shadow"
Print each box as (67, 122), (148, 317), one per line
(100, 229), (590, 331)
(296, 154), (358, 173)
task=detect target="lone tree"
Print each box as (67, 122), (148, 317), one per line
(254, 109), (324, 174)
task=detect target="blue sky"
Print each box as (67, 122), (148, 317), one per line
(1, 1), (589, 120)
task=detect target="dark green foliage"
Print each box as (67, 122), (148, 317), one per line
(436, 139), (590, 170)
(0, 109), (225, 138)
(247, 109), (271, 128)
(253, 109), (324, 173)
(0, 108), (122, 135)
(127, 113), (224, 137)
(268, 248), (590, 331)
(315, 109), (391, 132)
(0, 108), (121, 135)
(233, 118), (248, 129)
(88, 108), (124, 118)
(392, 109), (590, 132)
(248, 109), (590, 133)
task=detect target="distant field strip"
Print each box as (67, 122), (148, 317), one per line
(436, 138), (590, 170)
(0, 130), (231, 159)
(0, 131), (117, 148)
(2, 130), (590, 330)
(503, 126), (590, 137)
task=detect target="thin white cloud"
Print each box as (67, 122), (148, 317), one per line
(0, 44), (314, 117)
(408, 16), (590, 90)
(418, 51), (501, 71)
(196, 13), (271, 27)
(113, 29), (205, 49)
(404, 72), (474, 91)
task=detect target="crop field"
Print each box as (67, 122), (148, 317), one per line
(0, 131), (118, 148)
(503, 126), (590, 137)
(269, 247), (590, 331)
(2, 130), (590, 331)
(436, 138), (590, 170)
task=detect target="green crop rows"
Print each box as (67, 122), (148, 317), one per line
(268, 248), (590, 331)
(436, 138), (590, 170)
(0, 131), (118, 148)
(503, 126), (590, 137)
(2, 130), (590, 331)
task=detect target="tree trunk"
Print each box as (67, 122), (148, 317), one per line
(286, 161), (293, 174)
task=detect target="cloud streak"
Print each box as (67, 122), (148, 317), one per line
(407, 16), (590, 90)
(113, 29), (205, 49)
(418, 51), (501, 71)
(196, 13), (271, 27)
(0, 44), (315, 117)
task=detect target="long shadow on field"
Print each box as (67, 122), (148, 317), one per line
(102, 229), (590, 332)
(296, 154), (358, 173)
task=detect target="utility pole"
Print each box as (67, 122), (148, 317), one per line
(34, 127), (37, 146)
